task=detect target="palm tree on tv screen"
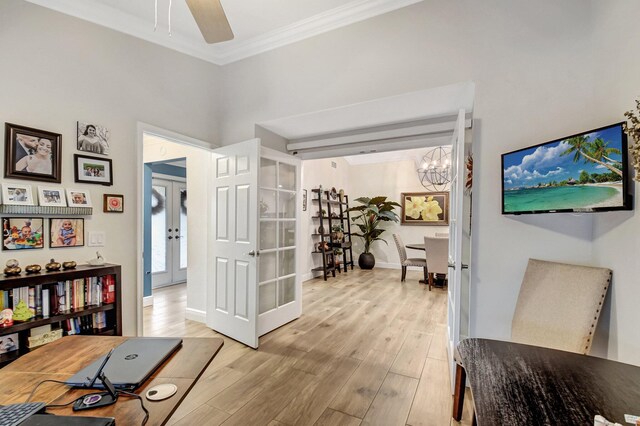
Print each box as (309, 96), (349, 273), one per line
(561, 136), (622, 177)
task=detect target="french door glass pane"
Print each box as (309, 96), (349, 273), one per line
(279, 249), (295, 277)
(151, 185), (167, 273)
(259, 251), (277, 282)
(260, 158), (277, 189)
(278, 276), (295, 306)
(278, 163), (296, 190)
(259, 281), (276, 314)
(260, 220), (277, 250)
(278, 191), (296, 218)
(279, 220), (295, 248)
(260, 189), (277, 218)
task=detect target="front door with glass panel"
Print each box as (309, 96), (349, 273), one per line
(151, 178), (187, 288)
(258, 147), (301, 336)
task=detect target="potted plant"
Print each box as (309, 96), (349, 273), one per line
(347, 196), (400, 269)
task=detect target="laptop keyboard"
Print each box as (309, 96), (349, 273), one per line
(0, 402), (46, 426)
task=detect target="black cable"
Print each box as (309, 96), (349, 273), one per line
(25, 379), (69, 403)
(119, 390), (149, 426)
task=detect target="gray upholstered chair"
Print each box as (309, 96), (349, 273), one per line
(392, 234), (428, 283)
(452, 258), (612, 421)
(423, 236), (449, 291)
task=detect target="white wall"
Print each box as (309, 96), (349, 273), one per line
(347, 159), (450, 268)
(219, 1), (640, 362)
(0, 1), (220, 335)
(144, 136), (211, 321)
(588, 0), (640, 362)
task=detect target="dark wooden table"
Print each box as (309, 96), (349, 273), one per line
(457, 338), (640, 425)
(405, 243), (426, 251)
(0, 335), (223, 425)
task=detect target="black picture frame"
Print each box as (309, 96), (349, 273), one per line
(4, 123), (62, 183)
(74, 154), (113, 186)
(49, 218), (85, 248)
(2, 217), (45, 250)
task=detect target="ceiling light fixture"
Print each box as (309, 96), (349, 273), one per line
(417, 146), (452, 191)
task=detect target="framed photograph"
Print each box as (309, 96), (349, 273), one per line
(74, 154), (113, 186)
(4, 123), (61, 183)
(103, 194), (124, 213)
(77, 122), (110, 156)
(37, 186), (66, 207)
(49, 218), (84, 247)
(401, 192), (450, 226)
(0, 332), (19, 354)
(2, 217), (44, 250)
(66, 189), (92, 207)
(1, 183), (34, 206)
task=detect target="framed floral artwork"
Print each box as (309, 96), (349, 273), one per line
(103, 194), (123, 213)
(401, 192), (449, 226)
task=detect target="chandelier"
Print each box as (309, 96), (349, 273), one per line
(417, 146), (452, 191)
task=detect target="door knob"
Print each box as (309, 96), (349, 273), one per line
(168, 236), (173, 240)
(461, 264), (469, 269)
(246, 250), (260, 257)
(448, 262), (455, 269)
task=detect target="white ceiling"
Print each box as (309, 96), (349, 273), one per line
(25, 0), (423, 65)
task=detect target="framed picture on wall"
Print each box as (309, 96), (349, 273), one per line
(66, 189), (92, 207)
(4, 123), (62, 183)
(49, 218), (84, 248)
(2, 217), (44, 250)
(77, 122), (110, 155)
(103, 194), (124, 213)
(74, 154), (113, 186)
(400, 192), (450, 226)
(1, 183), (35, 206)
(37, 186), (67, 207)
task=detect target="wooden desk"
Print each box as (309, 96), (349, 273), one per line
(0, 335), (223, 425)
(457, 338), (640, 425)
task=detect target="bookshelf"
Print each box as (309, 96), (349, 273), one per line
(0, 264), (121, 365)
(310, 188), (354, 280)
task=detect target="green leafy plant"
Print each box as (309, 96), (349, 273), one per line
(346, 196), (400, 253)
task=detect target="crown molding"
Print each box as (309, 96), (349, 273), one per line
(212, 0), (424, 65)
(25, 0), (424, 65)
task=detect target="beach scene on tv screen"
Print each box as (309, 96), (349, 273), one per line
(503, 125), (624, 213)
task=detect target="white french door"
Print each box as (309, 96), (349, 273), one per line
(151, 178), (187, 288)
(206, 140), (302, 348)
(257, 147), (301, 336)
(447, 109), (468, 390)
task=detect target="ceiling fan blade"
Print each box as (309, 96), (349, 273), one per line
(185, 0), (234, 44)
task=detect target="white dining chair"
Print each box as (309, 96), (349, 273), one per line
(423, 236), (449, 291)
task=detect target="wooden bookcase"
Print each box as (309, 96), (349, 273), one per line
(311, 188), (354, 280)
(0, 264), (121, 365)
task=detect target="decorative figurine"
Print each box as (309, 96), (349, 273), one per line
(4, 259), (21, 276)
(12, 300), (33, 321)
(0, 309), (13, 327)
(25, 264), (42, 274)
(45, 259), (61, 271)
(87, 251), (105, 266)
(62, 261), (77, 270)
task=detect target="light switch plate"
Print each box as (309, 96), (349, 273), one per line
(88, 231), (105, 247)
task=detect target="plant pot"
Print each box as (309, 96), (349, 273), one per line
(358, 252), (375, 269)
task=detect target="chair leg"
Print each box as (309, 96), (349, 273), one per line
(423, 267), (428, 285)
(452, 363), (466, 421)
(428, 272), (434, 291)
(401, 266), (406, 282)
(472, 410), (477, 426)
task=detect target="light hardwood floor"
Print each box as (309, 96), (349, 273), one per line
(143, 268), (473, 426)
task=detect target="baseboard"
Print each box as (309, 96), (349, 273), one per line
(185, 307), (206, 323)
(143, 295), (153, 307)
(374, 262), (402, 269)
(301, 272), (314, 282)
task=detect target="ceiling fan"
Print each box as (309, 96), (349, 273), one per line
(185, 0), (234, 43)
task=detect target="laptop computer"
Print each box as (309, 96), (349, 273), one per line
(65, 337), (182, 390)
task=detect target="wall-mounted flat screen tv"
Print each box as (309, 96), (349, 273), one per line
(502, 122), (631, 214)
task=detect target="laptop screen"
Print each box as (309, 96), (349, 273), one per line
(65, 338), (182, 390)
